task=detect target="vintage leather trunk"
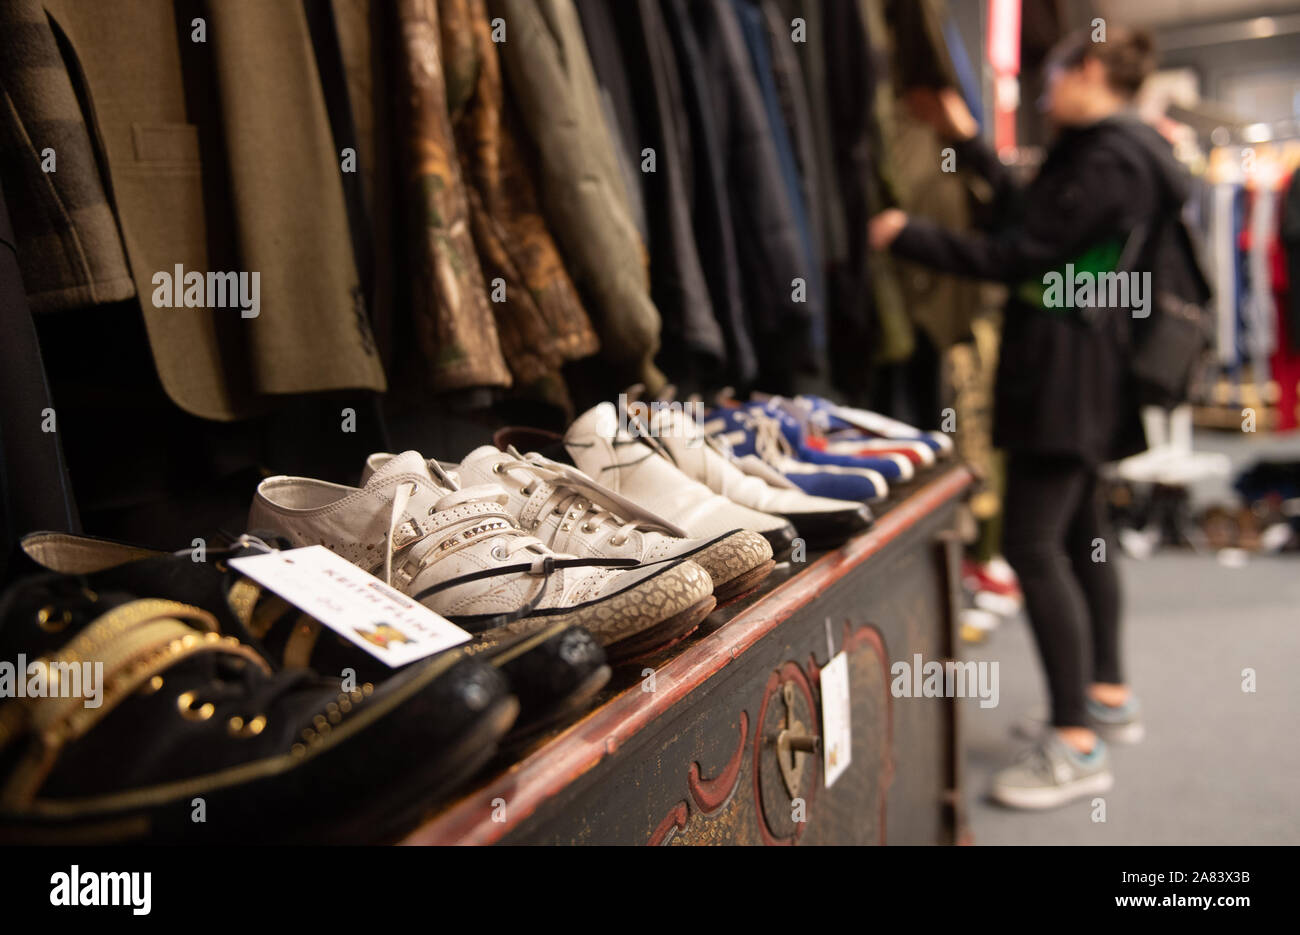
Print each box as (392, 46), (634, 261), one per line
(404, 465), (974, 845)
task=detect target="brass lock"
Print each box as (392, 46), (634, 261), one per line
(769, 681), (821, 799)
(756, 666), (820, 843)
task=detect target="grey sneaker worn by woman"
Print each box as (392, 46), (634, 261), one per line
(1085, 695), (1144, 743)
(990, 734), (1114, 810)
(1013, 695), (1145, 745)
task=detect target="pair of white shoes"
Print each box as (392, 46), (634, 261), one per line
(252, 420), (769, 662)
(496, 403), (874, 552)
(249, 403), (876, 662)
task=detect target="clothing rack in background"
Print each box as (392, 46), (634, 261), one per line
(1190, 134), (1300, 432)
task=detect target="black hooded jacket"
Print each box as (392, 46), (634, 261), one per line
(892, 116), (1192, 463)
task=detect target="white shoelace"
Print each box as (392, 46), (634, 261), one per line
(707, 410), (796, 471)
(383, 481), (553, 588)
(493, 457), (640, 547)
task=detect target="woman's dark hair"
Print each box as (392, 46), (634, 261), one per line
(1046, 26), (1156, 98)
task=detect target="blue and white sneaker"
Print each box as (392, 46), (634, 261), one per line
(739, 400), (914, 481)
(704, 407), (890, 502)
(762, 396), (935, 467)
(787, 394), (953, 458)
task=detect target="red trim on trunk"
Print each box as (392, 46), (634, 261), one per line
(688, 711), (749, 815)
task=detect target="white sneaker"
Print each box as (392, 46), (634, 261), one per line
(365, 447), (775, 605)
(497, 403), (800, 559)
(248, 451), (715, 660)
(637, 405), (872, 548)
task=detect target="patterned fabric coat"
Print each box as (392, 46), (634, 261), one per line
(397, 0), (511, 392)
(439, 0), (599, 406)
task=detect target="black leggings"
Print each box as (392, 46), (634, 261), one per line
(1002, 453), (1124, 727)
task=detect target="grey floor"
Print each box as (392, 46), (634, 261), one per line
(961, 429), (1300, 845)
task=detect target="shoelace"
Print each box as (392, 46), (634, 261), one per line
(653, 410), (783, 500)
(384, 480), (637, 624)
(648, 407), (730, 459)
(494, 453), (640, 546)
(1015, 741), (1074, 784)
(710, 409), (797, 471)
(620, 410), (682, 469)
(384, 481), (550, 586)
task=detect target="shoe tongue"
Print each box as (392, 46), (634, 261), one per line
(366, 450), (438, 487)
(364, 450), (450, 520)
(457, 445), (510, 485)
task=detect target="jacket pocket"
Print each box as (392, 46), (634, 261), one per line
(129, 122), (200, 171)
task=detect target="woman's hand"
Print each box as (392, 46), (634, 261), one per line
(868, 209), (908, 251)
(904, 87), (978, 141)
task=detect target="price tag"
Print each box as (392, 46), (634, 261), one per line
(230, 546), (471, 667)
(821, 651), (852, 788)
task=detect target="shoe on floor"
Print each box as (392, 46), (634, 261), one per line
(1085, 695), (1145, 744)
(962, 557), (1022, 601)
(1012, 696), (1145, 745)
(16, 530), (610, 741)
(249, 450), (715, 662)
(990, 734), (1114, 810)
(625, 404), (872, 549)
(959, 607), (1001, 643)
(494, 402), (798, 561)
(364, 446), (774, 605)
(0, 573), (516, 843)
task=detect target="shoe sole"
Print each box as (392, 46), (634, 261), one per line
(514, 561), (714, 650)
(693, 531), (776, 600)
(990, 769), (1113, 810)
(713, 559), (776, 607)
(603, 595), (716, 663)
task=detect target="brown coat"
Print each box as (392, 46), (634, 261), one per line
(43, 0), (386, 420)
(439, 0), (599, 405)
(396, 0), (512, 393)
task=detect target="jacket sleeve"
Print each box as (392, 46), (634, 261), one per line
(953, 134), (1020, 219)
(891, 146), (1140, 282)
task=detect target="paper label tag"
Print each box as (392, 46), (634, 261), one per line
(229, 546), (471, 667)
(821, 651), (852, 788)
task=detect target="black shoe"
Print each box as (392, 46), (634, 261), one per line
(17, 531), (609, 741)
(779, 503), (874, 550)
(0, 573), (516, 843)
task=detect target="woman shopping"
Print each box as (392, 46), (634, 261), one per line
(870, 27), (1191, 809)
